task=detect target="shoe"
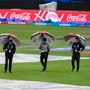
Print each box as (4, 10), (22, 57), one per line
(9, 71), (12, 73)
(42, 67), (46, 72)
(71, 69), (74, 72)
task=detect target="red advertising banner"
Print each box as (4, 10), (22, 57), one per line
(0, 9), (90, 22)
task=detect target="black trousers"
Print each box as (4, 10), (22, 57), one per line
(5, 54), (13, 72)
(40, 52), (48, 69)
(71, 54), (80, 71)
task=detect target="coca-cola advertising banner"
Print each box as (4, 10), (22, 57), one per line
(0, 9), (90, 23)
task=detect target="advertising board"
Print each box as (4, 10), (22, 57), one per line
(0, 9), (90, 26)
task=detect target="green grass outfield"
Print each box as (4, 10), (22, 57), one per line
(0, 24), (90, 86)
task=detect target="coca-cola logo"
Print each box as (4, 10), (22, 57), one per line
(0, 12), (31, 20)
(10, 12), (31, 20)
(67, 14), (87, 22)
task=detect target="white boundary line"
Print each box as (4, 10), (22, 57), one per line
(0, 53), (90, 64)
(0, 79), (90, 90)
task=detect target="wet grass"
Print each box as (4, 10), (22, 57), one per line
(0, 24), (90, 86)
(0, 60), (90, 86)
(0, 24), (90, 55)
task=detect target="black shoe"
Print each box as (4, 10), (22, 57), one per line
(42, 67), (46, 72)
(9, 71), (12, 73)
(71, 69), (74, 72)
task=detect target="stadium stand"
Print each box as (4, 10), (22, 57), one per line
(0, 0), (90, 11)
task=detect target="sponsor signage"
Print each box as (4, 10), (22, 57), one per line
(0, 9), (90, 23)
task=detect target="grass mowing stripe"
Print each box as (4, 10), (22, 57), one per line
(0, 60), (90, 86)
